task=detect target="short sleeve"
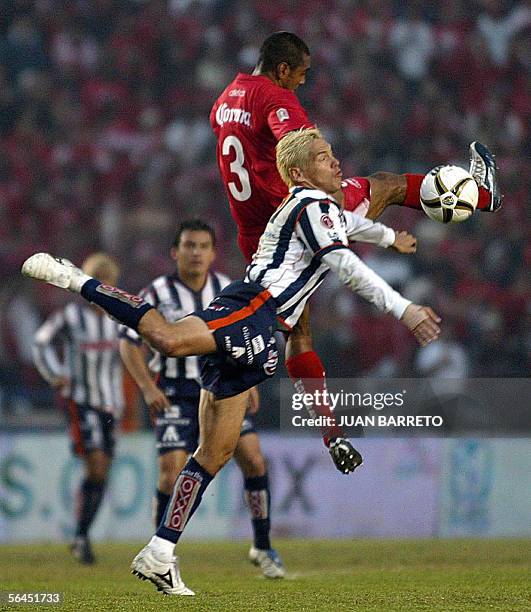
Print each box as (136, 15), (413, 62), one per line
(265, 90), (314, 140)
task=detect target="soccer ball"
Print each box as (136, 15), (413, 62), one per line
(420, 165), (479, 223)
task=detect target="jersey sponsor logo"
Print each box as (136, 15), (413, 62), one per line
(228, 88), (246, 97)
(276, 107), (290, 122)
(251, 334), (265, 355)
(231, 346), (246, 359)
(165, 404), (181, 417)
(215, 102), (252, 127)
(320, 214), (334, 229)
(162, 425), (179, 442)
(242, 325), (254, 364)
(97, 285), (145, 307)
(165, 474), (202, 531)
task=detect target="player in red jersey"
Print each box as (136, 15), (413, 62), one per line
(210, 32), (500, 469)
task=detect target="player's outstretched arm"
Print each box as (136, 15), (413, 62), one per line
(322, 248), (441, 346)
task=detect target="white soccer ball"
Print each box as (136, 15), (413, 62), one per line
(420, 165), (479, 223)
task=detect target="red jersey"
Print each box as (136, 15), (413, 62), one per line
(210, 73), (312, 232)
(210, 73), (371, 260)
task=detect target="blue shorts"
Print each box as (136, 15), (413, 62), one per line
(156, 397), (257, 455)
(68, 402), (116, 458)
(194, 281), (279, 399)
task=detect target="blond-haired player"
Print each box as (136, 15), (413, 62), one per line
(22, 130), (440, 594)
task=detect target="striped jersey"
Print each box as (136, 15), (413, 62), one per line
(33, 303), (124, 416)
(246, 186), (402, 329)
(121, 271), (230, 396)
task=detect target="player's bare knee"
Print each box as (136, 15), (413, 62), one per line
(196, 443), (237, 475)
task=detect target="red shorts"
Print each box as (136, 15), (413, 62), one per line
(237, 177), (371, 262)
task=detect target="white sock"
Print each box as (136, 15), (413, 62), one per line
(69, 271), (91, 293)
(148, 535), (174, 562)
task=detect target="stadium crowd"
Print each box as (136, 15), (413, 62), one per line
(0, 0), (529, 419)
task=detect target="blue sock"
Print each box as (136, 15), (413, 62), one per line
(156, 457), (214, 544)
(80, 279), (153, 331)
(244, 473), (271, 550)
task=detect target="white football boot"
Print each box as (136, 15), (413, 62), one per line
(249, 546), (286, 579)
(131, 545), (194, 596)
(21, 253), (89, 292)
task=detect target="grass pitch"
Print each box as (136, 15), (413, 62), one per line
(0, 539), (529, 611)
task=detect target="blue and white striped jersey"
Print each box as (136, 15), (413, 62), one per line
(33, 303), (124, 416)
(246, 186), (409, 329)
(121, 271), (230, 390)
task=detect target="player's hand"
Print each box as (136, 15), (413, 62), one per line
(328, 438), (363, 474)
(390, 231), (417, 254)
(401, 304), (441, 346)
(143, 386), (171, 418)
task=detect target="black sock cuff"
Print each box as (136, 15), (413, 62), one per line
(185, 457), (215, 484)
(245, 473), (269, 491)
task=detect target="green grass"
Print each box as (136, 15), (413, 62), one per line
(0, 539), (530, 611)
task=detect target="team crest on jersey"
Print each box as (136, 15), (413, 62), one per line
(320, 214), (334, 229)
(276, 108), (290, 122)
(96, 285), (144, 307)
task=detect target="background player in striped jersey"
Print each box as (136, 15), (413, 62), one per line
(32, 253), (123, 565)
(22, 128), (439, 594)
(119, 220), (285, 579)
(210, 31), (500, 461)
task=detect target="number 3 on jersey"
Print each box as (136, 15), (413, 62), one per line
(222, 136), (252, 202)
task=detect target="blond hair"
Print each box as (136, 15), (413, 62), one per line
(82, 252), (120, 285)
(276, 127), (323, 187)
